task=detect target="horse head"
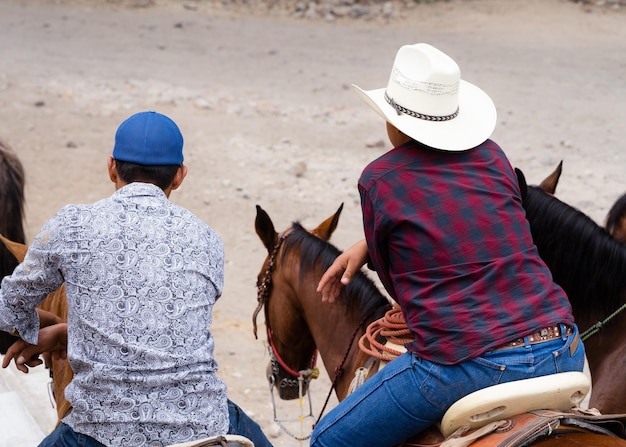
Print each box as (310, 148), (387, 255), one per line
(253, 204), (343, 400)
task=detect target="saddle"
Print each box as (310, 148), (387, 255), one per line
(401, 372), (626, 447)
(437, 409), (626, 447)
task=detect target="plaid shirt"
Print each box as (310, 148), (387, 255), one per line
(359, 139), (574, 364)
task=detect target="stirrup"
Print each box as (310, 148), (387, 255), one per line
(440, 371), (590, 438)
(166, 434), (254, 447)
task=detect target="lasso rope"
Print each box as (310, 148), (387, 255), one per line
(360, 298), (623, 356)
(580, 301), (626, 342)
(358, 305), (412, 361)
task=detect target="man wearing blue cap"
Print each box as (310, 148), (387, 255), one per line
(0, 111), (273, 447)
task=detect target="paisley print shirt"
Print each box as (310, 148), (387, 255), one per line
(0, 183), (229, 446)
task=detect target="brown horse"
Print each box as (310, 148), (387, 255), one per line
(0, 234), (72, 423)
(253, 203), (626, 446)
(0, 140), (26, 353)
(253, 203), (391, 403)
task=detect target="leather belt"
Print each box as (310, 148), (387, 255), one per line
(490, 324), (573, 352)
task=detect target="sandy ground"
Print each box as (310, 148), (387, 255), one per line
(0, 0), (625, 445)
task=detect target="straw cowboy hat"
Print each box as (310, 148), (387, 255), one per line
(353, 43), (497, 152)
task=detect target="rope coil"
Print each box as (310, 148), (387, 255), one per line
(358, 305), (412, 361)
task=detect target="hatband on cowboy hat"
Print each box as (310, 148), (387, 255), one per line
(353, 43), (497, 152)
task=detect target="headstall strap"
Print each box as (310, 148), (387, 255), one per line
(252, 231), (319, 379)
(253, 231), (319, 443)
(252, 232), (287, 339)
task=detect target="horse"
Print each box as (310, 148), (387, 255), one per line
(253, 203), (392, 403)
(253, 202), (626, 446)
(0, 234), (72, 424)
(516, 168), (626, 415)
(0, 140), (26, 353)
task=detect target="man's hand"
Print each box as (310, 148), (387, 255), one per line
(1, 323), (68, 373)
(317, 239), (369, 303)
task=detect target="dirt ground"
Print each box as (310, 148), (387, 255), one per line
(0, 0), (625, 445)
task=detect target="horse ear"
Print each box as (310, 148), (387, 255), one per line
(538, 160), (563, 195)
(0, 233), (27, 263)
(311, 203), (343, 242)
(254, 205), (278, 253)
(515, 168), (528, 201)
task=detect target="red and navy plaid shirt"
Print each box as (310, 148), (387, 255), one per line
(359, 139), (574, 365)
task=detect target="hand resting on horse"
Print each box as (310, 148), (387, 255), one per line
(2, 320), (67, 373)
(317, 239), (368, 303)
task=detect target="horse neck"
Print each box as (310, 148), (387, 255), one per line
(279, 250), (385, 401)
(525, 187), (626, 323)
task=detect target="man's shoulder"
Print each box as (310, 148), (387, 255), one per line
(359, 145), (413, 188)
(174, 207), (223, 245)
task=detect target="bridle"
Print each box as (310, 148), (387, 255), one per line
(251, 230), (382, 440)
(252, 232), (320, 441)
(253, 232), (320, 382)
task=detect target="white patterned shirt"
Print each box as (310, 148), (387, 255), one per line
(0, 182), (229, 446)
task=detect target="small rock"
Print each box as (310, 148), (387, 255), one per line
(365, 138), (386, 148)
(291, 161), (307, 178)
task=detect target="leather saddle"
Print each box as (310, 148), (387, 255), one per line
(403, 371), (626, 447)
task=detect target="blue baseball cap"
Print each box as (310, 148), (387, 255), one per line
(112, 111), (184, 166)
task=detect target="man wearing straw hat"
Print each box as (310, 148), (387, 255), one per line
(313, 43), (585, 447)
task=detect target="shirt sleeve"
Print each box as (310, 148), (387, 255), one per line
(359, 183), (396, 301)
(0, 217), (65, 344)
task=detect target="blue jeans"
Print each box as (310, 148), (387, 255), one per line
(227, 400), (274, 447)
(310, 324), (585, 447)
(38, 400), (273, 447)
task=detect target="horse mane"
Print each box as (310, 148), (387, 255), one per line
(284, 222), (391, 323)
(524, 185), (626, 319)
(0, 140), (26, 275)
(0, 140), (26, 354)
